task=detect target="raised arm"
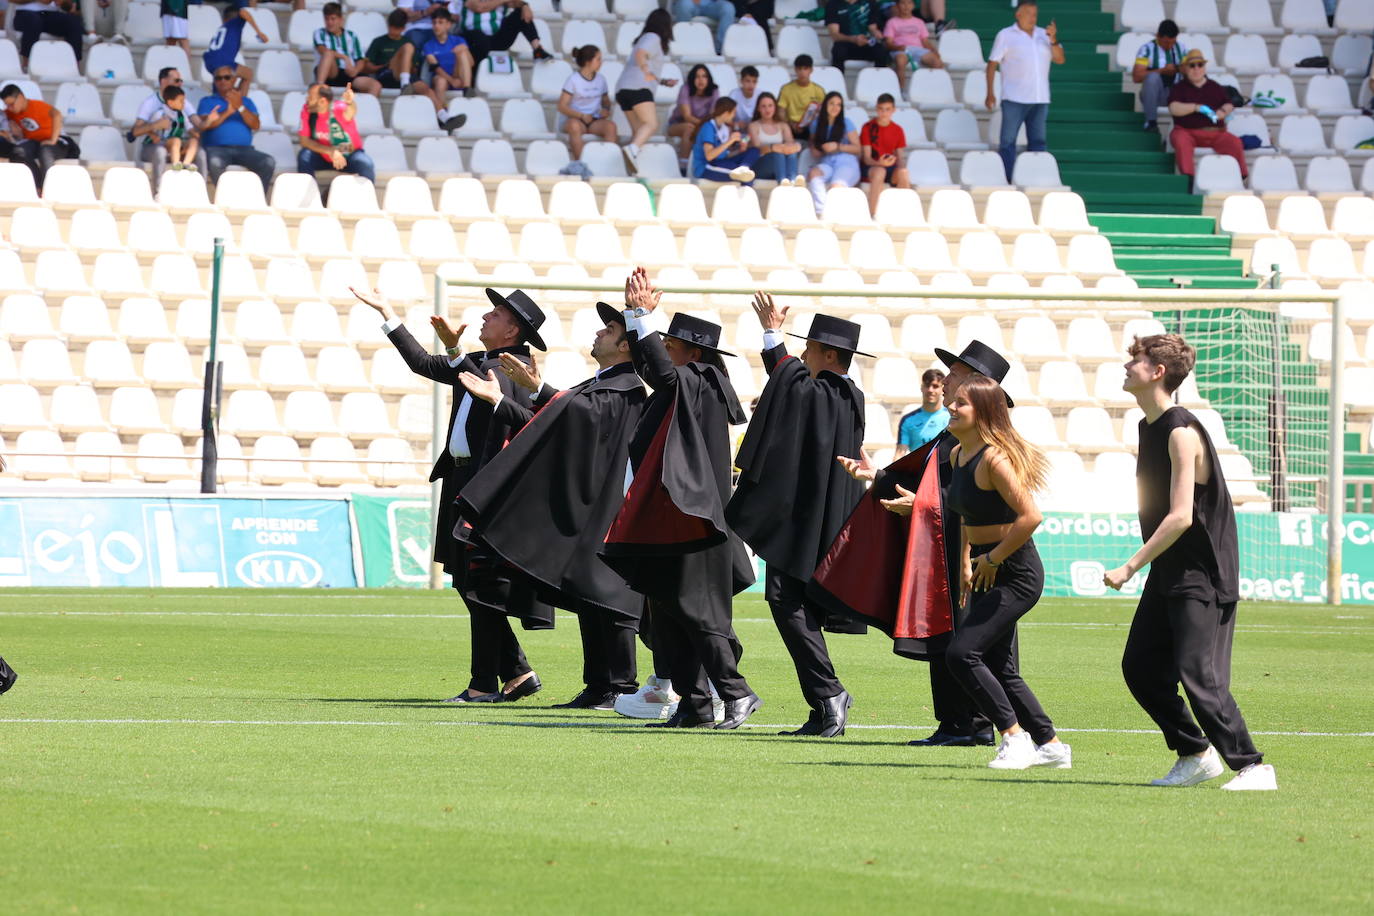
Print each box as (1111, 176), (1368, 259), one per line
(623, 267), (679, 392)
(351, 286), (466, 384)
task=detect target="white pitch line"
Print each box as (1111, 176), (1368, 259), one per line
(0, 718), (1368, 738)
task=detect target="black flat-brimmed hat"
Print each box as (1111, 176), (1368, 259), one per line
(595, 302), (624, 327)
(663, 313), (735, 358)
(485, 287), (548, 352)
(787, 313), (874, 358)
(934, 339), (1015, 407)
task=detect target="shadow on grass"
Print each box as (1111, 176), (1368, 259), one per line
(784, 760), (1154, 787)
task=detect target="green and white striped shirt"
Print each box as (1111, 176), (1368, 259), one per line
(314, 27), (363, 63)
(455, 4), (504, 36)
(1134, 40), (1187, 72)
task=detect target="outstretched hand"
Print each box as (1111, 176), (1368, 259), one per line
(350, 286), (396, 321)
(458, 369), (503, 405)
(499, 351), (541, 392)
(751, 290), (788, 331)
(430, 314), (465, 349)
(879, 484), (916, 516)
(624, 266), (662, 314)
(837, 453), (876, 483)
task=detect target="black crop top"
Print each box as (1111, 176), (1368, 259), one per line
(947, 446), (1018, 526)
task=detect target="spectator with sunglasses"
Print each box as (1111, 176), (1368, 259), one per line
(197, 66), (276, 192)
(1166, 49), (1245, 190)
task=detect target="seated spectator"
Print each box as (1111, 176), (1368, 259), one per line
(423, 8), (473, 96)
(921, 0), (952, 36)
(297, 83), (375, 184)
(204, 2), (269, 97)
(197, 66), (276, 192)
(804, 90), (861, 214)
(162, 0), (190, 55)
(778, 53), (825, 141)
(737, 0), (775, 54)
(133, 67), (206, 183)
(456, 0), (552, 67)
(156, 84), (203, 173)
(1166, 50), (1245, 190)
(861, 92), (909, 214)
(314, 2), (366, 87)
(748, 92), (801, 184)
(668, 63), (719, 163)
(1132, 19), (1184, 133)
(1, 83), (79, 190)
(729, 65), (760, 130)
(826, 0), (888, 71)
(13, 0), (84, 69)
(894, 368), (948, 456)
(558, 44), (615, 160)
(691, 97), (759, 183)
(673, 0), (735, 55)
(403, 0), (443, 50)
(614, 8), (678, 172)
(884, 0), (943, 73)
(354, 8), (415, 94)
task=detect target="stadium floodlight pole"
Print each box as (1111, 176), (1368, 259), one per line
(429, 272), (448, 590)
(199, 237), (225, 494)
(1327, 293), (1347, 606)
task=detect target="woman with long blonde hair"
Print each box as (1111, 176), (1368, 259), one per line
(939, 373), (1069, 771)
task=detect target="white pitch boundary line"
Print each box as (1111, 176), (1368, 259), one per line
(0, 718), (1369, 738)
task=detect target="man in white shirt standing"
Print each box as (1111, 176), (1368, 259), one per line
(984, 0), (1064, 181)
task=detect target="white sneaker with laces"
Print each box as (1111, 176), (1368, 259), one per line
(1031, 741), (1072, 769)
(1221, 762), (1277, 791)
(728, 165), (755, 183)
(1151, 747), (1224, 787)
(613, 675), (679, 720)
(987, 731), (1038, 769)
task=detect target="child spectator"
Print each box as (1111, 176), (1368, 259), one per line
(614, 8), (678, 172)
(423, 8), (474, 96)
(297, 83), (376, 183)
(778, 53), (825, 141)
(826, 0), (887, 70)
(729, 64), (760, 129)
(748, 91), (801, 183)
(691, 97), (759, 183)
(161, 0), (190, 55)
(558, 44), (615, 160)
(668, 63), (719, 163)
(315, 2), (366, 87)
(805, 90), (861, 214)
(861, 92), (910, 214)
(884, 0), (943, 73)
(159, 84), (201, 172)
(203, 2), (269, 96)
(355, 8), (416, 93)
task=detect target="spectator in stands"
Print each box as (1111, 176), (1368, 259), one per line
(673, 0), (736, 56)
(403, 0), (444, 50)
(1132, 19), (1185, 133)
(805, 90), (860, 214)
(197, 66), (276, 192)
(204, 2), (269, 97)
(13, 0), (84, 70)
(161, 0), (190, 55)
(133, 67), (205, 183)
(921, 0), (952, 37)
(82, 0), (131, 40)
(558, 44), (615, 161)
(729, 65), (760, 130)
(737, 0), (774, 54)
(297, 83), (375, 183)
(1, 83), (78, 190)
(884, 0), (943, 74)
(691, 97), (759, 183)
(778, 53), (824, 141)
(748, 91), (801, 183)
(455, 0), (553, 68)
(354, 8), (415, 93)
(861, 92), (909, 215)
(314, 2), (366, 87)
(668, 64), (719, 163)
(1167, 49), (1245, 190)
(423, 8), (473, 96)
(615, 8), (678, 173)
(826, 0), (888, 71)
(894, 368), (948, 456)
(157, 85), (202, 172)
(985, 0), (1064, 182)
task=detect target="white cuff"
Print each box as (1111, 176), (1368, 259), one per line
(447, 355), (463, 367)
(491, 393), (503, 408)
(625, 311), (649, 338)
(380, 316), (404, 334)
(762, 328), (784, 350)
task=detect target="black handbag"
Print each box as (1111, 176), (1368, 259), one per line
(1295, 55), (1331, 70)
(1225, 85), (1248, 108)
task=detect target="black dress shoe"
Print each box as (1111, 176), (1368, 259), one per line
(817, 690), (852, 738)
(942, 729), (995, 747)
(714, 693), (762, 730)
(551, 689), (598, 709)
(588, 691), (621, 711)
(779, 708), (822, 736)
(0, 656), (16, 695)
(500, 673), (542, 702)
(444, 689), (501, 703)
(646, 708), (714, 728)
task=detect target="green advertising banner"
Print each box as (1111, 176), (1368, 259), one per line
(352, 493), (443, 588)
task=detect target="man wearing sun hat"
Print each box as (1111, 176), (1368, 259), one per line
(454, 301), (650, 712)
(726, 296), (871, 738)
(601, 268), (762, 731)
(1166, 48), (1246, 188)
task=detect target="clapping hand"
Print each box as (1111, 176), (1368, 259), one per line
(624, 266), (661, 314)
(459, 369), (503, 405)
(499, 351), (542, 392)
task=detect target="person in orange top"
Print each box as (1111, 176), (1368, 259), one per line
(0, 83), (78, 189)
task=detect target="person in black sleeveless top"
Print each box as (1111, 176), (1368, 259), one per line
(1105, 334), (1276, 791)
(890, 374), (1070, 771)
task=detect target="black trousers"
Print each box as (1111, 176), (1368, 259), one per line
(1122, 588), (1263, 770)
(465, 594), (531, 694)
(577, 611), (638, 695)
(945, 541), (1056, 745)
(463, 12), (539, 66)
(649, 548), (750, 720)
(766, 565), (843, 706)
(15, 9), (84, 62)
(831, 40), (889, 70)
(11, 137), (78, 191)
(740, 0), (774, 52)
(929, 655), (992, 735)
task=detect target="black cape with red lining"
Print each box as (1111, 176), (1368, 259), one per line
(600, 329), (755, 602)
(805, 438), (954, 660)
(455, 362), (648, 620)
(726, 344), (867, 633)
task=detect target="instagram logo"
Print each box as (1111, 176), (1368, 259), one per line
(1070, 561), (1107, 597)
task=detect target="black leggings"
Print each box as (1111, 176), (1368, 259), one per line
(945, 540), (1056, 745)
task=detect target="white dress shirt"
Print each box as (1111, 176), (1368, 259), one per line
(989, 25), (1053, 105)
(381, 315), (475, 458)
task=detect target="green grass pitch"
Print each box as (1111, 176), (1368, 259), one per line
(1, 589), (1371, 914)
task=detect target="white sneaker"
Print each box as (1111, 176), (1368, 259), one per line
(794, 175), (806, 185)
(1031, 741), (1072, 769)
(1151, 747), (1224, 787)
(707, 680), (725, 723)
(622, 143), (640, 174)
(728, 165), (755, 183)
(987, 731), (1038, 769)
(1221, 762), (1277, 791)
(613, 675), (679, 720)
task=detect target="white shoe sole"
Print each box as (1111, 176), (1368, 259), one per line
(613, 697), (677, 720)
(1151, 759), (1224, 787)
